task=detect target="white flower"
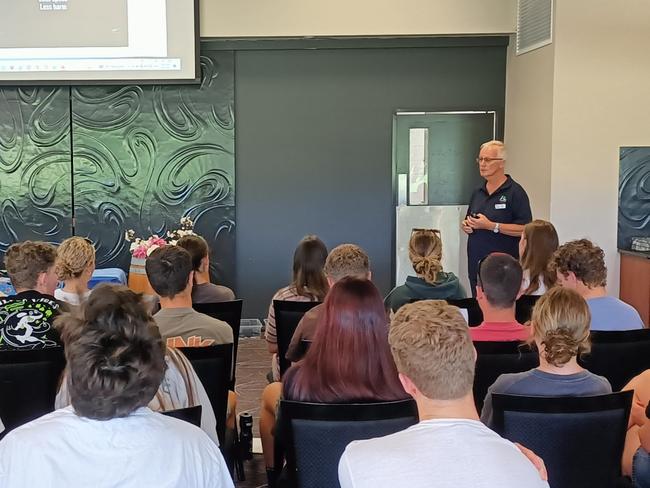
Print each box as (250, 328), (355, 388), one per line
(146, 244), (160, 256)
(169, 240), (177, 246)
(129, 242), (138, 251)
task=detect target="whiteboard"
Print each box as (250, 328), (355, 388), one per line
(395, 205), (470, 293)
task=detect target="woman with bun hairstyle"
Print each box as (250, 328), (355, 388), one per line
(384, 228), (465, 313)
(519, 219), (559, 295)
(481, 286), (611, 428)
(54, 237), (96, 305)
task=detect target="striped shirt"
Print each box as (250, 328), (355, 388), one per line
(265, 285), (317, 344)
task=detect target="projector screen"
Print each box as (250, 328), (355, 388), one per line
(0, 0), (199, 84)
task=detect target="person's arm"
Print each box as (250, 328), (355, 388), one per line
(338, 449), (356, 488)
(467, 214), (525, 237)
(286, 318), (305, 363)
(265, 298), (278, 354)
(640, 418), (650, 452)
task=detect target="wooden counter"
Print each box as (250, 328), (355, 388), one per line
(620, 250), (650, 327)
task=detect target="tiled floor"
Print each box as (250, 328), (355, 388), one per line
(234, 337), (271, 487)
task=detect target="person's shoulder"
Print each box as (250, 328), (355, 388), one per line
(273, 285), (299, 301)
(193, 283), (235, 303)
(3, 407), (77, 443)
(489, 370), (536, 393)
(583, 371), (613, 393)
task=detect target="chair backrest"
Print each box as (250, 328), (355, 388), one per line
(473, 341), (539, 413)
(579, 329), (650, 391)
(276, 399), (418, 488)
(515, 294), (540, 324)
(0, 347), (66, 439)
(177, 344), (232, 444)
(161, 405), (203, 427)
(446, 298), (483, 326)
(274, 300), (321, 376)
(193, 300), (243, 389)
(492, 391), (633, 488)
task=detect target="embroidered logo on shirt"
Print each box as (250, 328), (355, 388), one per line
(499, 195), (507, 203)
(166, 336), (216, 348)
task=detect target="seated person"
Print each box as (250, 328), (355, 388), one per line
(55, 284), (220, 445)
(265, 235), (329, 380)
(286, 243), (370, 363)
(177, 234), (235, 304)
(338, 299), (548, 488)
(260, 278), (408, 486)
(385, 228), (465, 312)
(627, 401), (650, 488)
(470, 253), (530, 342)
(519, 220), (559, 296)
(551, 239), (645, 330)
(146, 245), (233, 347)
(481, 287), (611, 428)
(0, 241), (62, 350)
(0, 283), (233, 488)
(621, 371), (650, 478)
(54, 236), (95, 305)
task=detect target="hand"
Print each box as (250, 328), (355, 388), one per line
(461, 219), (474, 234)
(515, 443), (548, 481)
(467, 213), (493, 231)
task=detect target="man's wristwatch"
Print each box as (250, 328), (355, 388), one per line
(493, 223), (500, 234)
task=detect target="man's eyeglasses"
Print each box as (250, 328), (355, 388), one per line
(476, 157), (503, 164)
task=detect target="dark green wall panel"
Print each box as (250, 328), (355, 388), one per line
(71, 51), (235, 286)
(235, 45), (507, 318)
(0, 88), (72, 251)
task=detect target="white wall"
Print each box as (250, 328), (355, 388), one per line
(504, 40), (555, 220)
(200, 0), (516, 37)
(549, 0), (650, 295)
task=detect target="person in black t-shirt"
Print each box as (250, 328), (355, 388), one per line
(461, 140), (532, 294)
(0, 241), (63, 350)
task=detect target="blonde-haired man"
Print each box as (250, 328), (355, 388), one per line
(462, 140), (532, 294)
(285, 243), (370, 362)
(338, 300), (549, 488)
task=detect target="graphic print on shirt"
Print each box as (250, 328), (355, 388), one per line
(0, 298), (60, 350)
(166, 336), (216, 348)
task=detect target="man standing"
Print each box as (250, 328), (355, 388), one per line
(462, 140), (532, 293)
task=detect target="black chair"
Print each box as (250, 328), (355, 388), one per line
(0, 347), (66, 439)
(193, 300), (243, 389)
(274, 300), (321, 376)
(492, 391), (633, 488)
(473, 341), (539, 413)
(446, 298), (483, 326)
(579, 329), (650, 391)
(177, 344), (232, 445)
(275, 399), (418, 488)
(515, 294), (540, 324)
(161, 405), (202, 427)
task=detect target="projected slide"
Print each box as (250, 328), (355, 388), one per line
(2, 0), (129, 49)
(0, 0), (197, 83)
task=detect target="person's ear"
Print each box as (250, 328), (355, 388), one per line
(366, 270), (372, 281)
(476, 285), (484, 300)
(398, 372), (419, 397)
(472, 346), (478, 364)
(200, 256), (209, 273)
(36, 271), (47, 290)
(326, 276), (335, 287)
(187, 270), (194, 289)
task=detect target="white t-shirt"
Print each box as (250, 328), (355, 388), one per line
(0, 406), (234, 488)
(54, 288), (91, 305)
(521, 270), (547, 296)
(338, 419), (549, 488)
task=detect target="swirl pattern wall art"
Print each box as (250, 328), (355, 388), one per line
(0, 51), (235, 287)
(619, 147), (650, 250)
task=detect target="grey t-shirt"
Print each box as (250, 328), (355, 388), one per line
(481, 369), (612, 428)
(191, 283), (235, 304)
(154, 308), (233, 348)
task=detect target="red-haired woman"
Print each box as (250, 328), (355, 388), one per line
(260, 277), (407, 485)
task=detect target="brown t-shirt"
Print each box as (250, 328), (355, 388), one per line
(191, 283), (235, 304)
(154, 307), (233, 348)
(286, 303), (323, 363)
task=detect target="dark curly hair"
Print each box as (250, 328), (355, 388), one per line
(56, 284), (166, 420)
(550, 239), (607, 288)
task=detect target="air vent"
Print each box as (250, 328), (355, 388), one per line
(517, 0), (553, 55)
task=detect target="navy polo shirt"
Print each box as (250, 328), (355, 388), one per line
(466, 175), (532, 292)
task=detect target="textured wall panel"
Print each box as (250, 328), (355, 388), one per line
(0, 87), (72, 252)
(618, 147), (650, 250)
(71, 51), (235, 287)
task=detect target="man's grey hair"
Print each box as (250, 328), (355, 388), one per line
(480, 140), (507, 160)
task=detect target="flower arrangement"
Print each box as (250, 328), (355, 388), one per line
(125, 217), (195, 259)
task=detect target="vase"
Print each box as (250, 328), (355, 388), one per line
(127, 256), (155, 295)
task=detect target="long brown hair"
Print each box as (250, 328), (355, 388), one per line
(520, 220), (559, 294)
(292, 235), (328, 301)
(409, 229), (443, 284)
(283, 277), (406, 403)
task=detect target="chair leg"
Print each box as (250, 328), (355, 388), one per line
(233, 422), (246, 481)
